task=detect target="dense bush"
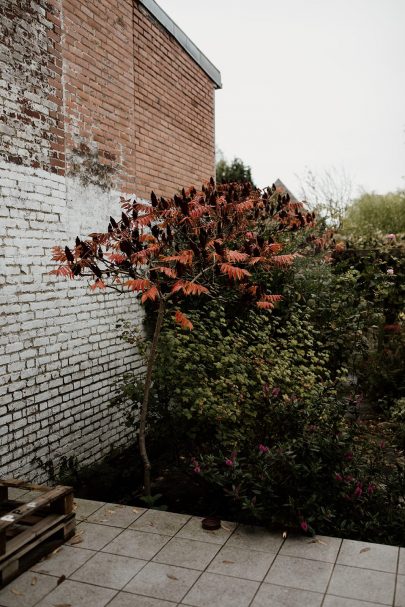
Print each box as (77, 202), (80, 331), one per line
(112, 201), (405, 542)
(342, 190), (405, 235)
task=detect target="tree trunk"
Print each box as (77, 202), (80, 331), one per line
(138, 297), (166, 496)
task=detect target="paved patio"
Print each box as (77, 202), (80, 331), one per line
(0, 492), (403, 607)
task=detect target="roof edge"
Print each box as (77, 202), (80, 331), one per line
(139, 0), (222, 89)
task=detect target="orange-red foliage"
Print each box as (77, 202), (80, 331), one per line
(52, 180), (312, 328)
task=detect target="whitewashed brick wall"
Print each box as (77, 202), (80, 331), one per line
(0, 160), (144, 482)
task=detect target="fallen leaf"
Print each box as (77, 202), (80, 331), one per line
(31, 576), (37, 586)
(106, 509), (115, 515)
(69, 533), (83, 545)
(57, 575), (66, 586)
(53, 604), (72, 607)
(282, 531), (288, 539)
(11, 589), (24, 596)
(132, 508), (139, 514)
(167, 574), (178, 581)
(222, 560), (235, 564)
(309, 539), (327, 545)
(360, 548), (371, 554)
(221, 524), (231, 531)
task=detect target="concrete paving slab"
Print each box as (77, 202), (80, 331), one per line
(1, 499), (402, 607)
(182, 571), (259, 607)
(102, 528), (170, 560)
(34, 579), (116, 607)
(251, 583), (323, 607)
(0, 572), (56, 607)
(87, 503), (146, 528)
(337, 539), (399, 573)
(328, 564), (396, 605)
(73, 497), (106, 520)
(70, 551), (148, 590)
(226, 524), (284, 553)
(31, 544), (96, 577)
(265, 554), (334, 593)
(207, 545), (275, 581)
(124, 562), (200, 603)
(399, 549), (405, 575)
(176, 516), (236, 545)
(68, 521), (122, 550)
(108, 593), (178, 607)
(280, 534), (342, 563)
(323, 597), (389, 607)
(131, 509), (191, 536)
(153, 537), (220, 570)
(395, 575), (405, 607)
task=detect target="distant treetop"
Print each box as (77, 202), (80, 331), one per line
(216, 156), (254, 185)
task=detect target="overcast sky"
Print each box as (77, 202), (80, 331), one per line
(157, 0), (405, 198)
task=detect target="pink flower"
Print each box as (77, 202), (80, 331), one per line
(258, 444), (270, 453)
(225, 459), (234, 467)
(387, 268), (394, 275)
(300, 520), (309, 532)
(272, 387), (281, 397)
(367, 483), (376, 495)
(335, 473), (343, 482)
(345, 451), (353, 461)
(386, 234), (396, 240)
(354, 484), (363, 498)
(193, 465), (201, 474)
(380, 440), (385, 449)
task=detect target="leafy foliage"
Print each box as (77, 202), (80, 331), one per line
(216, 157), (254, 185)
(342, 190), (405, 236)
(52, 179), (312, 494)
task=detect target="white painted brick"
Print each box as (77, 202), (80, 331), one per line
(1, 162), (141, 481)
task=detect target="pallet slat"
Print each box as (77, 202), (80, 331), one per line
(0, 479), (76, 587)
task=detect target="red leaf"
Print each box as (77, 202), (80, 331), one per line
(225, 250), (249, 263)
(266, 243), (283, 254)
(155, 266), (177, 279)
(51, 246), (67, 262)
(220, 263), (251, 281)
(106, 253), (127, 264)
(271, 254), (298, 267)
(234, 198), (255, 213)
(161, 250), (194, 266)
(90, 280), (106, 290)
(50, 265), (73, 278)
(141, 285), (159, 303)
(257, 301), (274, 309)
(171, 280), (209, 296)
(174, 310), (193, 330)
(171, 280), (186, 294)
(262, 294), (283, 302)
(124, 279), (152, 292)
(136, 213), (155, 226)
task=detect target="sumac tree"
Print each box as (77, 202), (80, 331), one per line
(51, 179), (313, 495)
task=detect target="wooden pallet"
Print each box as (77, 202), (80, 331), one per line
(0, 479), (76, 587)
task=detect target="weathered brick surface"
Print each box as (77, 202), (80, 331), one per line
(0, 162), (145, 480)
(0, 0), (217, 480)
(0, 0), (65, 175)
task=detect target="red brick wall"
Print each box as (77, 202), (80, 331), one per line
(0, 0), (65, 175)
(61, 0), (216, 197)
(133, 2), (215, 198)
